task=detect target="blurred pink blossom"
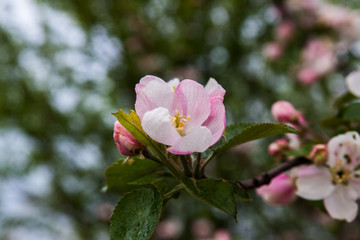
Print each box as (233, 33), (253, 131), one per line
(298, 38), (337, 84)
(256, 173), (296, 205)
(156, 218), (183, 239)
(271, 100), (306, 126)
(297, 68), (319, 85)
(276, 21), (295, 43)
(214, 229), (232, 240)
(263, 42), (283, 61)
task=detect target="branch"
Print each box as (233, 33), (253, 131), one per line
(236, 157), (312, 191)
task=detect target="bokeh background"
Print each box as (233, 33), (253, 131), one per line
(1, 0), (360, 239)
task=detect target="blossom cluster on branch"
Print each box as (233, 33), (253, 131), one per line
(108, 70), (360, 239)
(264, 0), (360, 85)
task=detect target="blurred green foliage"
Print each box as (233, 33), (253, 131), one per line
(1, 0), (360, 239)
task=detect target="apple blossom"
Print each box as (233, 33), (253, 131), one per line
(256, 173), (297, 205)
(135, 75), (226, 155)
(296, 131), (360, 222)
(113, 120), (144, 156)
(345, 70), (360, 97)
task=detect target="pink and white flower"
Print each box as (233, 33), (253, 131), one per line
(295, 131), (360, 222)
(135, 75), (226, 155)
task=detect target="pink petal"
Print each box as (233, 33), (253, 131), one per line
(167, 126), (212, 154)
(175, 80), (211, 130)
(135, 76), (180, 119)
(202, 99), (226, 146)
(324, 185), (358, 222)
(256, 173), (296, 205)
(204, 78), (225, 101)
(295, 165), (335, 200)
(141, 107), (180, 146)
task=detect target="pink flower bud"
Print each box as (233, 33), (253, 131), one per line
(113, 120), (144, 156)
(271, 101), (306, 125)
(309, 144), (327, 165)
(256, 173), (296, 205)
(263, 42), (283, 61)
(268, 138), (289, 156)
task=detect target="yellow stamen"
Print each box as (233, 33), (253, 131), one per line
(330, 164), (351, 185)
(169, 110), (191, 136)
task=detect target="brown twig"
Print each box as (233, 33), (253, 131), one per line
(236, 157), (311, 191)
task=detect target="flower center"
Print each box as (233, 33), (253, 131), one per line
(330, 160), (351, 185)
(169, 110), (191, 136)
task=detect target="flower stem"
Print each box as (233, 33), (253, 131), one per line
(180, 155), (192, 177)
(194, 153), (202, 179)
(163, 184), (184, 199)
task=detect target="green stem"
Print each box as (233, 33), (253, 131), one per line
(194, 153), (202, 179)
(180, 155), (192, 177)
(163, 184), (184, 199)
(199, 152), (216, 176)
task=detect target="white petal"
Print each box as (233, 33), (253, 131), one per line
(167, 126), (212, 154)
(167, 78), (180, 90)
(346, 70), (360, 97)
(296, 165), (335, 200)
(327, 131), (360, 168)
(141, 107), (180, 146)
(324, 185), (358, 222)
(143, 80), (177, 111)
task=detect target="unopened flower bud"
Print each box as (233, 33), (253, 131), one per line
(268, 138), (289, 156)
(113, 120), (144, 156)
(345, 70), (360, 97)
(271, 101), (306, 125)
(256, 173), (296, 205)
(309, 144), (328, 165)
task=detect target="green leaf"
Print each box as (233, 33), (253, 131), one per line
(341, 102), (360, 121)
(112, 110), (163, 153)
(129, 172), (179, 194)
(105, 158), (163, 194)
(110, 186), (163, 240)
(180, 177), (249, 220)
(212, 123), (298, 154)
